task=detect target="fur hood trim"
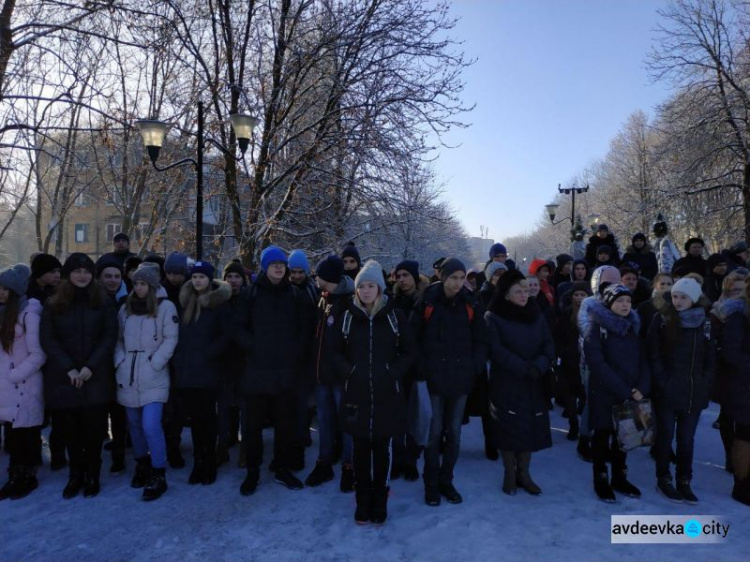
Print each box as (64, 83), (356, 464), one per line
(588, 299), (640, 336)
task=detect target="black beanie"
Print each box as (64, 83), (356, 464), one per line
(439, 257), (466, 280)
(570, 281), (593, 296)
(316, 255), (345, 284)
(395, 260), (420, 285)
(95, 255), (124, 278)
(62, 253), (96, 279)
(632, 232), (647, 245)
(124, 256), (143, 274)
(555, 254), (573, 269)
(223, 259), (247, 281)
(30, 253), (62, 279)
(495, 269), (526, 300)
(707, 253), (727, 270)
(341, 242), (361, 266)
(684, 237), (705, 252)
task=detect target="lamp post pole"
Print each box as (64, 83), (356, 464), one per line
(196, 101), (204, 260)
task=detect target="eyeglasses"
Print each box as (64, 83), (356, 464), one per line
(269, 261), (286, 268)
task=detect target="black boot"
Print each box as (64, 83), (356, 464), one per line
(0, 467), (19, 500)
(83, 464), (101, 498)
(131, 456), (152, 488)
(188, 458), (204, 485)
(240, 468), (260, 496)
(142, 468), (168, 501)
(9, 466), (38, 500)
(732, 477), (750, 506)
(677, 479), (698, 504)
(577, 436), (593, 462)
(305, 461), (334, 487)
(501, 451), (517, 496)
(567, 416), (579, 441)
(110, 448), (126, 474)
(63, 469), (84, 499)
(516, 452), (541, 495)
(657, 475), (683, 503)
(340, 464), (355, 493)
(402, 463), (420, 482)
(611, 468), (641, 498)
(354, 487), (372, 525)
(594, 466), (615, 503)
(370, 486), (389, 525)
(202, 454), (217, 486)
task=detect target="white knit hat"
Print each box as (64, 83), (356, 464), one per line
(672, 278), (702, 304)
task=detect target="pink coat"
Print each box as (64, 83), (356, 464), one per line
(0, 299), (46, 427)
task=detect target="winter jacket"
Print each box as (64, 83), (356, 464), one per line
(646, 308), (715, 414)
(392, 275), (430, 316)
(234, 274), (314, 396)
(555, 302), (583, 390)
(583, 300), (651, 431)
(719, 308), (750, 425)
(171, 280), (231, 390)
(410, 283), (488, 397)
(673, 254), (707, 278)
(585, 234), (621, 269)
(577, 266), (617, 337)
(328, 296), (416, 439)
(485, 300), (555, 452)
(622, 244), (658, 282)
(114, 289), (179, 408)
(162, 279), (184, 317)
(654, 237), (680, 275)
(709, 298), (743, 406)
(0, 299), (46, 427)
(703, 273), (725, 303)
(314, 276), (355, 386)
(40, 288), (118, 409)
(221, 288), (248, 391)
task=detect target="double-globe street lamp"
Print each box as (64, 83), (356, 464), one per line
(136, 100), (259, 261)
(545, 183), (590, 241)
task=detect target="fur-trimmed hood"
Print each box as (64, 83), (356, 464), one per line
(588, 299), (640, 336)
(711, 297), (746, 323)
(393, 274), (430, 299)
(179, 279), (232, 323)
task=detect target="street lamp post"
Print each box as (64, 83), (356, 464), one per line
(136, 101), (259, 261)
(545, 183), (590, 241)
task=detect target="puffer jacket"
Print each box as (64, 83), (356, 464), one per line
(328, 296), (416, 439)
(114, 288), (179, 408)
(40, 287), (118, 409)
(719, 308), (750, 425)
(314, 276), (355, 386)
(0, 299), (46, 427)
(646, 307), (715, 414)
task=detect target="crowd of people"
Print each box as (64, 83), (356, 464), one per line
(1, 218), (750, 525)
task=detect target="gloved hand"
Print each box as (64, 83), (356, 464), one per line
(78, 367), (93, 382)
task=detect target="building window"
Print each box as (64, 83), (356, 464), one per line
(106, 223), (122, 242)
(74, 188), (90, 207)
(75, 224), (89, 243)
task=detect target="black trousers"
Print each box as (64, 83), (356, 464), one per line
(592, 429), (627, 473)
(7, 426), (42, 467)
(56, 405), (108, 473)
(176, 389), (217, 461)
(244, 391), (295, 471)
(162, 392), (184, 453)
(353, 436), (392, 490)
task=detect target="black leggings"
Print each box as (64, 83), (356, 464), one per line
(592, 429), (627, 472)
(56, 405), (108, 473)
(352, 436), (392, 490)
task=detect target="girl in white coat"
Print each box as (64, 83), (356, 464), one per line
(115, 263), (178, 501)
(0, 264), (46, 500)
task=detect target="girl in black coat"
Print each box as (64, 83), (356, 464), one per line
(40, 253), (118, 499)
(485, 270), (555, 496)
(329, 261), (415, 525)
(647, 278), (715, 503)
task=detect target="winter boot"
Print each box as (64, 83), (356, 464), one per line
(424, 485), (441, 506)
(732, 478), (750, 506)
(731, 438), (750, 505)
(577, 436), (593, 463)
(402, 463), (420, 482)
(0, 467), (19, 500)
(10, 467), (38, 500)
(439, 482), (463, 504)
(142, 468), (168, 501)
(215, 442), (230, 467)
(83, 464), (101, 498)
(305, 461), (334, 487)
(354, 487), (372, 525)
(240, 468), (260, 496)
(202, 454), (217, 485)
(611, 468), (641, 498)
(62, 469), (84, 499)
(188, 458), (205, 485)
(110, 448), (126, 474)
(370, 486), (389, 525)
(593, 466), (616, 503)
(657, 475), (683, 503)
(274, 468), (304, 490)
(677, 479), (698, 504)
(131, 456), (152, 488)
(567, 416), (579, 442)
(340, 463), (355, 493)
(516, 452), (541, 495)
(501, 451), (517, 496)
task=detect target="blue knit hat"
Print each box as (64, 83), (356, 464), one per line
(489, 243), (507, 259)
(288, 249), (310, 274)
(261, 245), (287, 271)
(190, 261), (215, 280)
(164, 251), (189, 276)
(0, 264), (31, 297)
(355, 260), (386, 293)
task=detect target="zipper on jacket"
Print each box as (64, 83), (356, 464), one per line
(688, 330), (696, 414)
(369, 317), (374, 441)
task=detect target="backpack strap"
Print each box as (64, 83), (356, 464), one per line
(342, 310), (353, 342)
(599, 326), (608, 341)
(387, 310), (400, 338)
(465, 302), (474, 323)
(423, 303), (434, 322)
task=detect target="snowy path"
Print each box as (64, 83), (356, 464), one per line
(1, 403), (746, 562)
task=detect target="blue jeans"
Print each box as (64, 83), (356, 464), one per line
(315, 384), (352, 465)
(423, 393), (467, 488)
(655, 403), (702, 481)
(126, 403), (167, 469)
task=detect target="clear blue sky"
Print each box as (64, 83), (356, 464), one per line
(434, 0), (672, 241)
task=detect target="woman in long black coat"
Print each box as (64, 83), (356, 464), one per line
(40, 253), (117, 499)
(485, 270), (555, 496)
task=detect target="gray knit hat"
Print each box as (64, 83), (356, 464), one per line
(0, 264), (31, 297)
(354, 260), (386, 293)
(485, 261), (508, 280)
(132, 262), (162, 290)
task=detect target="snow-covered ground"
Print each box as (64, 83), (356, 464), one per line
(1, 402), (746, 562)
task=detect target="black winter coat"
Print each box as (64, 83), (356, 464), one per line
(328, 297), (416, 439)
(585, 234), (620, 269)
(40, 287), (118, 409)
(235, 274), (313, 396)
(646, 309), (715, 414)
(314, 277), (354, 386)
(485, 300), (555, 452)
(410, 283), (488, 397)
(583, 300), (651, 431)
(172, 280), (231, 390)
(673, 255), (707, 277)
(622, 245), (658, 282)
(719, 310), (750, 425)
(221, 289), (247, 391)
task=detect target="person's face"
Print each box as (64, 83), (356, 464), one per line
(621, 273), (638, 291)
(526, 277), (540, 296)
(561, 261), (573, 276)
(69, 268), (93, 288)
(225, 272), (244, 293)
(537, 266), (549, 281)
(688, 243), (703, 257)
(357, 281), (379, 306)
(655, 277), (673, 292)
(713, 263), (727, 276)
(506, 281), (529, 307)
(490, 270), (505, 286)
(191, 273), (210, 292)
(597, 229), (608, 239)
(343, 257), (358, 271)
(166, 272), (185, 287)
(740, 250), (750, 263)
(316, 278), (338, 293)
(395, 270), (416, 293)
(597, 252), (610, 263)
(133, 280), (150, 299)
(289, 268), (307, 286)
(443, 270), (466, 298)
(729, 280), (746, 298)
(610, 296), (632, 317)
(99, 267), (122, 293)
(0, 286), (9, 304)
(266, 261), (287, 283)
(466, 274), (477, 290)
(634, 239), (645, 249)
(671, 291), (693, 311)
(38, 269), (61, 287)
(573, 263), (587, 280)
(433, 268), (441, 280)
(114, 238), (129, 252)
(572, 290), (588, 307)
(493, 253), (507, 263)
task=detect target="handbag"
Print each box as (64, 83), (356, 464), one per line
(407, 380), (432, 448)
(612, 399), (654, 452)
